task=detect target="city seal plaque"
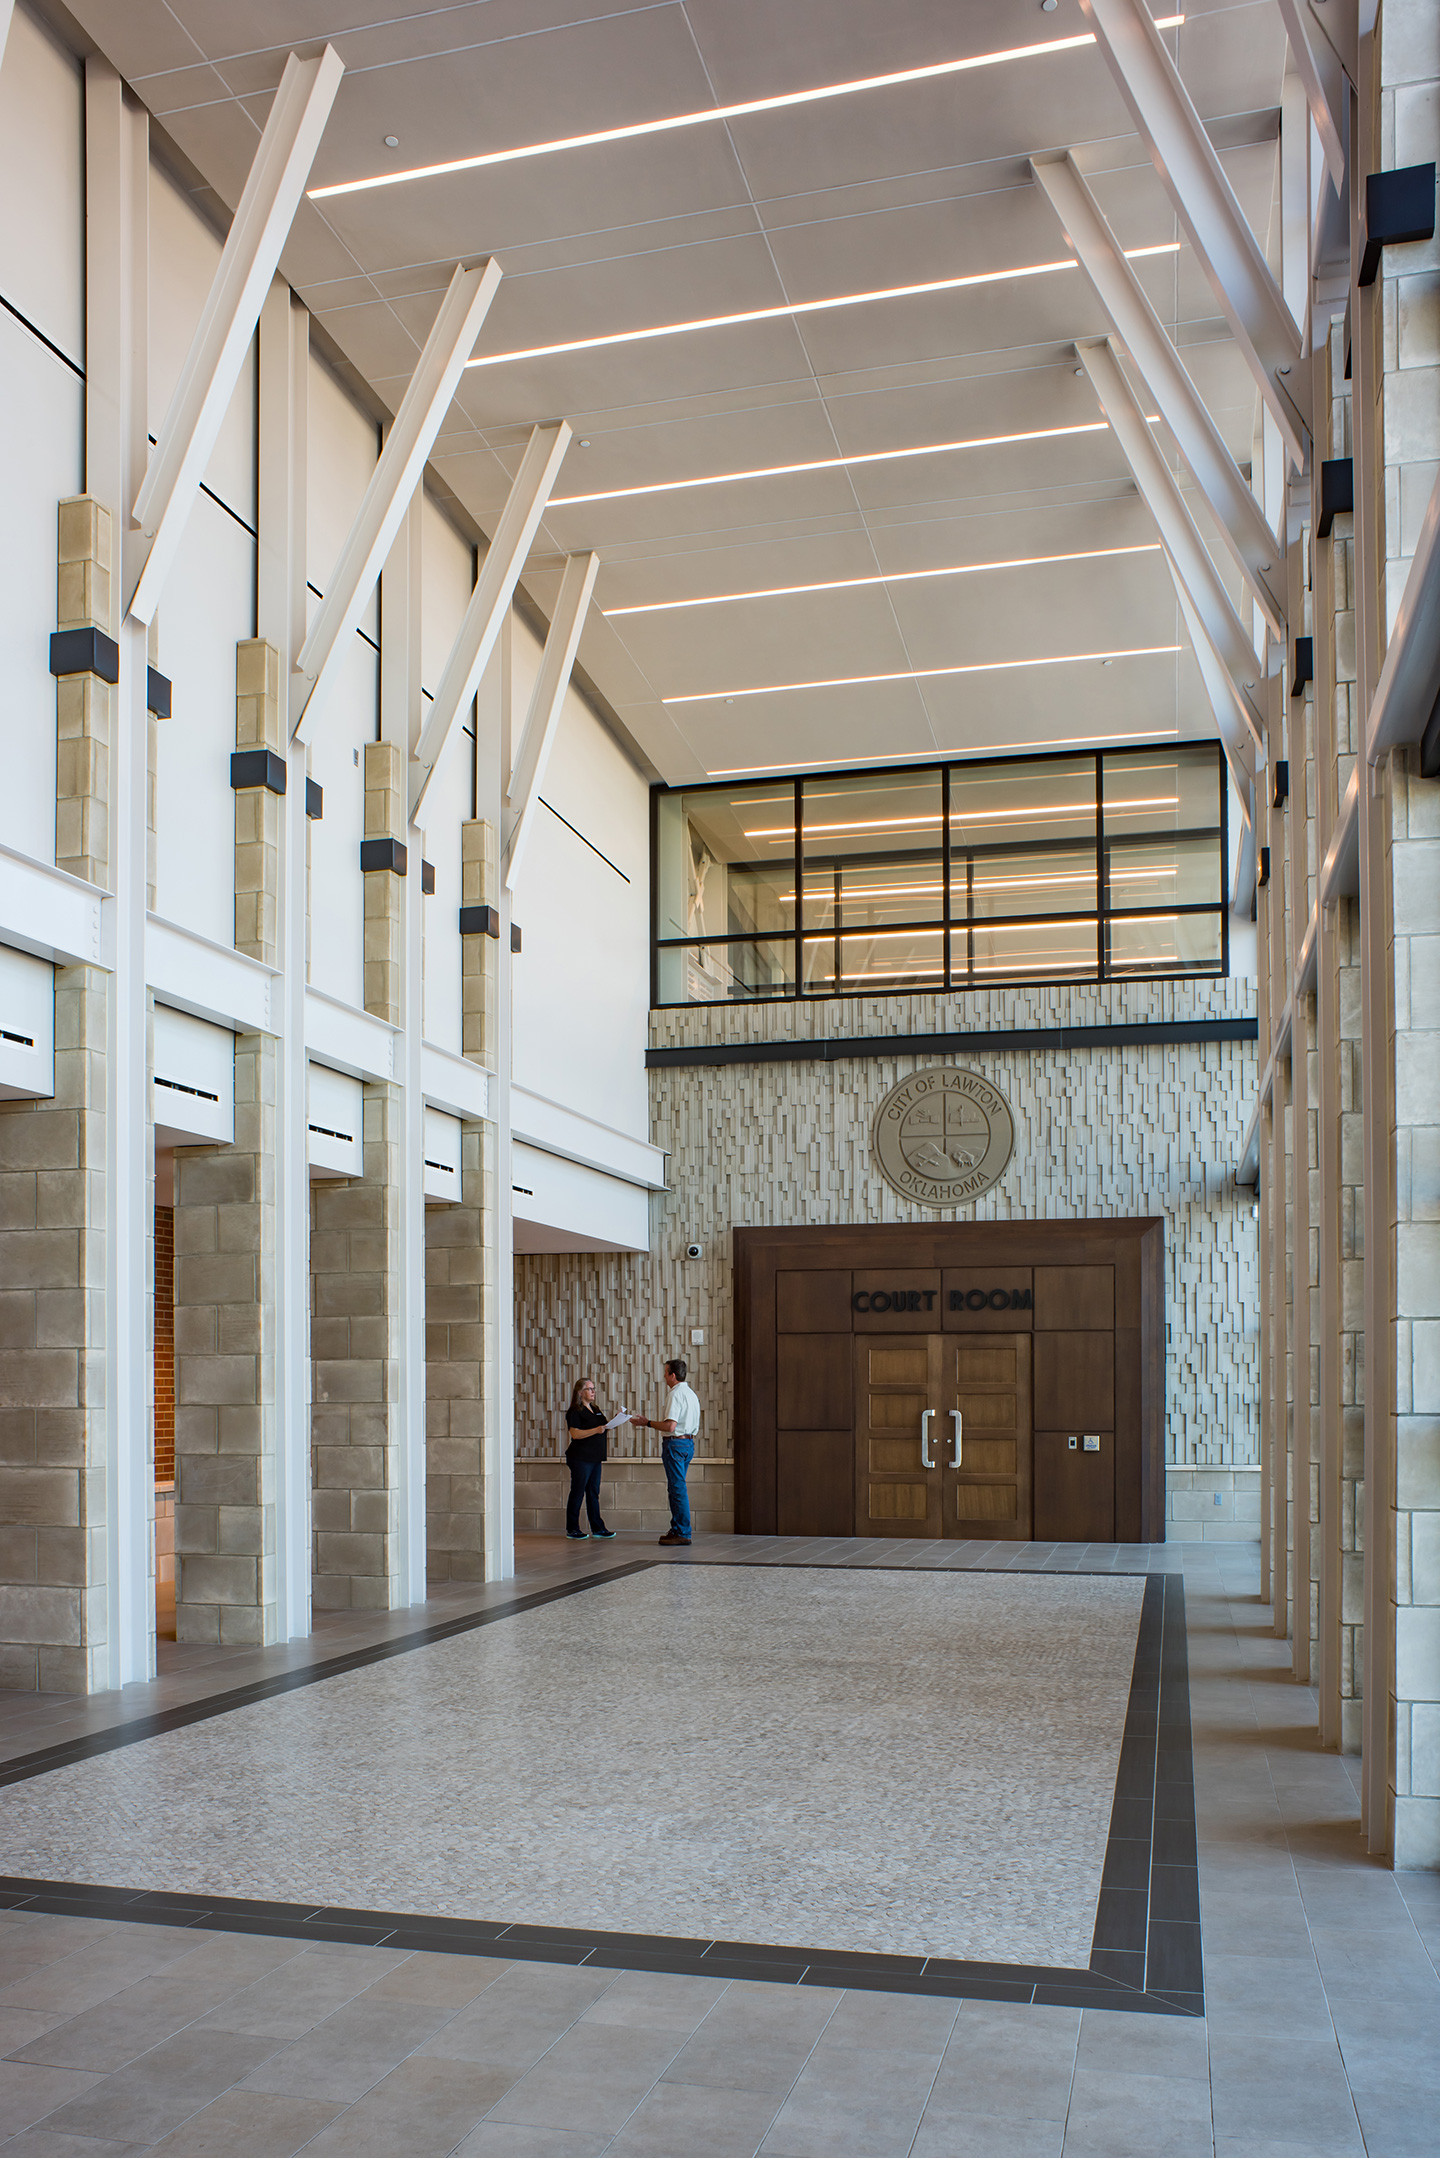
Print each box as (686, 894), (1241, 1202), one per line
(872, 1066), (1015, 1208)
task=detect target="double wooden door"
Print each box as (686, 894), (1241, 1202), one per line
(854, 1332), (1033, 1539)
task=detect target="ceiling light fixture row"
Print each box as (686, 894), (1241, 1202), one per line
(316, 17), (1185, 198)
(706, 730), (1182, 778)
(606, 543), (1162, 618)
(667, 646), (1183, 707)
(463, 245), (1181, 372)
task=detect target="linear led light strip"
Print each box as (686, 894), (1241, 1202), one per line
(310, 20), (1186, 199)
(606, 542), (1160, 614)
(678, 646), (1181, 709)
(466, 246), (1179, 371)
(746, 796), (1178, 837)
(780, 867), (1181, 901)
(708, 729), (1181, 778)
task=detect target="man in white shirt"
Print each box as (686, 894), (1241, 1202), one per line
(633, 1358), (701, 1546)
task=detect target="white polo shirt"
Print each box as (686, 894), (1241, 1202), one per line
(666, 1380), (701, 1438)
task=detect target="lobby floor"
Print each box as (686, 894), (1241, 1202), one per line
(0, 1534), (1434, 2155)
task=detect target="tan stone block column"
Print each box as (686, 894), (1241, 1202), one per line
(311, 1083), (401, 1609)
(234, 640), (282, 967)
(172, 1031), (278, 1646)
(426, 1121), (490, 1582)
(0, 497), (119, 1692)
(0, 971), (109, 1691)
(363, 742), (404, 1026)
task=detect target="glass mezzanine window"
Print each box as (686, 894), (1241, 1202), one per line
(651, 742), (1229, 1007)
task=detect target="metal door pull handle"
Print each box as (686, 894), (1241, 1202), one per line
(920, 1409), (934, 1469)
(950, 1410), (962, 1468)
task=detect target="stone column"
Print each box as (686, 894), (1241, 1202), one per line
(425, 1121), (490, 1582)
(363, 741), (404, 1026)
(234, 640), (282, 967)
(1339, 897), (1366, 1752)
(172, 1031), (278, 1645)
(310, 1082), (401, 1610)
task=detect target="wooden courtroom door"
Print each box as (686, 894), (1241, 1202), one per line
(853, 1333), (1032, 1540)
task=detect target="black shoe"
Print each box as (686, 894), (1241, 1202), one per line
(658, 1532), (692, 1546)
(566, 1529), (589, 1540)
(591, 1526), (617, 1539)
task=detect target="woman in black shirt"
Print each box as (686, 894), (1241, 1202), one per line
(564, 1377), (616, 1540)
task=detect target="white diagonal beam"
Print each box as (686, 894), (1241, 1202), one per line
(293, 257), (503, 742)
(1078, 337), (1264, 741)
(1078, 0), (1308, 463)
(128, 46), (343, 623)
(409, 420), (570, 820)
(1170, 564), (1257, 798)
(1032, 152), (1287, 639)
(1276, 0), (1348, 195)
(503, 550), (600, 892)
(0, 4), (15, 74)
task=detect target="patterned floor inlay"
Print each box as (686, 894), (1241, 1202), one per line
(0, 1567), (1145, 1974)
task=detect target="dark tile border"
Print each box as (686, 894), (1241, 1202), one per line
(0, 1557), (1200, 2016)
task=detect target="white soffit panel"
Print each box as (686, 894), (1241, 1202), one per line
(307, 1060), (362, 1178)
(152, 1003), (235, 1145)
(511, 1140), (650, 1255)
(0, 942), (54, 1101)
(423, 1105), (462, 1202)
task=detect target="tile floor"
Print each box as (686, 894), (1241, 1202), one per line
(0, 1567), (1145, 1966)
(0, 1533), (1432, 2154)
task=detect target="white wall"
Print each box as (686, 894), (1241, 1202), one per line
(509, 617), (650, 1147)
(0, 6), (83, 869)
(149, 164), (257, 942)
(419, 492), (475, 1055)
(306, 356), (379, 1009)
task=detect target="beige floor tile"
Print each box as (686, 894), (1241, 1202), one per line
(605, 2077), (781, 2156)
(23, 2029), (275, 2147)
(296, 2057), (518, 2156)
(235, 1996), (450, 2104)
(358, 1951), (513, 2008)
(143, 2088), (344, 2157)
(0, 2062), (105, 2140)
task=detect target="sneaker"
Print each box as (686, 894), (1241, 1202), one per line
(591, 1526), (617, 1539)
(658, 1532), (692, 1546)
(566, 1529), (589, 1540)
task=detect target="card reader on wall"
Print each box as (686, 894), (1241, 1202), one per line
(1083, 1435), (1101, 1452)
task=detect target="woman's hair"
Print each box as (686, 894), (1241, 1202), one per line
(567, 1376), (596, 1413)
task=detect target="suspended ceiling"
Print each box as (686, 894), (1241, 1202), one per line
(57, 0), (1286, 786)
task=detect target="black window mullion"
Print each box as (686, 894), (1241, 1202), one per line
(793, 776), (804, 1001)
(942, 763), (952, 991)
(1096, 751), (1107, 982)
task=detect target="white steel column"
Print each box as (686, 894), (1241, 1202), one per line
(381, 502), (427, 1606)
(85, 62), (152, 1687)
(1078, 0), (1309, 462)
(259, 278), (312, 1641)
(1032, 153), (1287, 636)
(482, 618), (516, 1580)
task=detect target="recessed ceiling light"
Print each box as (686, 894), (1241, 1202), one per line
(706, 730), (1182, 777)
(309, 21), (1186, 199)
(468, 244), (1180, 372)
(606, 542), (1161, 616)
(384, 136), (399, 148)
(667, 645), (1183, 705)
(1041, 0), (1059, 12)
(578, 438), (591, 447)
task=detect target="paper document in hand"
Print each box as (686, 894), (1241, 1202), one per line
(606, 1409), (632, 1429)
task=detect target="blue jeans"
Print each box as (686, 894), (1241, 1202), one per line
(566, 1457), (606, 1534)
(662, 1436), (695, 1538)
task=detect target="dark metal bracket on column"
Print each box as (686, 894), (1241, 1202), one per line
(230, 749), (287, 795)
(510, 923), (522, 953)
(1290, 639), (1313, 697)
(1272, 761), (1289, 809)
(421, 860), (435, 894)
(1358, 163), (1436, 286)
(459, 904), (501, 938)
(49, 627), (119, 683)
(359, 838), (407, 875)
(1317, 459), (1353, 538)
(1258, 846), (1271, 888)
(146, 667), (172, 717)
(305, 778), (323, 820)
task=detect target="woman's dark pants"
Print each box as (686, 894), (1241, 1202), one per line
(566, 1457), (606, 1534)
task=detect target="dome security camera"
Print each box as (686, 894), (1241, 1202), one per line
(685, 1241), (703, 1260)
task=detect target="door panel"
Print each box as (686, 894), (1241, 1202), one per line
(1034, 1265), (1115, 1331)
(853, 1334), (942, 1537)
(777, 1431), (854, 1536)
(776, 1334), (852, 1431)
(941, 1332), (1032, 1540)
(1034, 1431), (1116, 1541)
(777, 1270), (852, 1333)
(1034, 1331), (1114, 1430)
